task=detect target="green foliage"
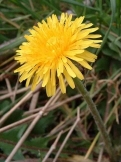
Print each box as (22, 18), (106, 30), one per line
(0, 125), (49, 159)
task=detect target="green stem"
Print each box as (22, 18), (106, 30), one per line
(74, 78), (117, 162)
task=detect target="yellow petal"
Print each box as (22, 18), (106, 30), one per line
(51, 69), (56, 86)
(85, 34), (102, 38)
(58, 59), (64, 73)
(82, 23), (93, 29)
(62, 56), (67, 63)
(65, 50), (84, 56)
(60, 13), (66, 25)
(64, 63), (76, 78)
(79, 60), (92, 69)
(77, 50), (97, 62)
(58, 74), (66, 94)
(31, 74), (39, 90)
(67, 56), (83, 62)
(51, 85), (56, 96)
(26, 76), (31, 87)
(42, 70), (50, 87)
(67, 59), (84, 80)
(90, 44), (101, 48)
(46, 81), (52, 97)
(63, 68), (75, 89)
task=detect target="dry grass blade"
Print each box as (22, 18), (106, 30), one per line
(42, 130), (63, 162)
(53, 108), (80, 162)
(0, 62), (18, 81)
(24, 94), (81, 115)
(5, 78), (14, 102)
(0, 83), (41, 126)
(0, 87), (30, 100)
(0, 12), (20, 29)
(29, 91), (40, 111)
(97, 144), (104, 162)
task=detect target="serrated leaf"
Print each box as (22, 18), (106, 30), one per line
(32, 112), (54, 134)
(0, 125), (49, 149)
(25, 136), (49, 148)
(102, 46), (121, 60)
(0, 142), (24, 160)
(108, 42), (121, 55)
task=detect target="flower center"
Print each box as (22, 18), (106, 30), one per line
(46, 37), (58, 47)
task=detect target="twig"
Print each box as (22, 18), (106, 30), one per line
(84, 133), (100, 159)
(47, 110), (88, 137)
(0, 113), (37, 133)
(0, 62), (18, 80)
(12, 76), (19, 101)
(29, 91), (40, 110)
(5, 78), (14, 102)
(47, 117), (76, 137)
(0, 12), (20, 29)
(0, 86), (30, 100)
(53, 108), (80, 162)
(42, 131), (63, 162)
(97, 143), (104, 162)
(24, 94), (81, 115)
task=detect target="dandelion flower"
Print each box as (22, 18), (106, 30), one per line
(14, 13), (102, 97)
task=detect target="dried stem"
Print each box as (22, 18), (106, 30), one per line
(42, 131), (63, 162)
(0, 86), (30, 100)
(0, 113), (37, 133)
(53, 108), (80, 162)
(29, 91), (40, 110)
(97, 144), (104, 162)
(24, 94), (81, 115)
(5, 78), (14, 102)
(0, 62), (18, 80)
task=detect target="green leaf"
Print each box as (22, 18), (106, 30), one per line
(10, 0), (40, 20)
(61, 0), (100, 11)
(108, 42), (121, 56)
(0, 142), (24, 160)
(25, 136), (49, 148)
(0, 35), (25, 54)
(3, 109), (23, 126)
(0, 125), (49, 150)
(0, 100), (11, 112)
(96, 57), (110, 72)
(102, 46), (121, 60)
(96, 0), (116, 54)
(102, 31), (121, 49)
(110, 0), (116, 18)
(32, 112), (54, 134)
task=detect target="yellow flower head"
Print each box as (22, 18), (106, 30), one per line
(14, 13), (102, 97)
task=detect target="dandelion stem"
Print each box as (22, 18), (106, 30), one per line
(74, 78), (117, 162)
